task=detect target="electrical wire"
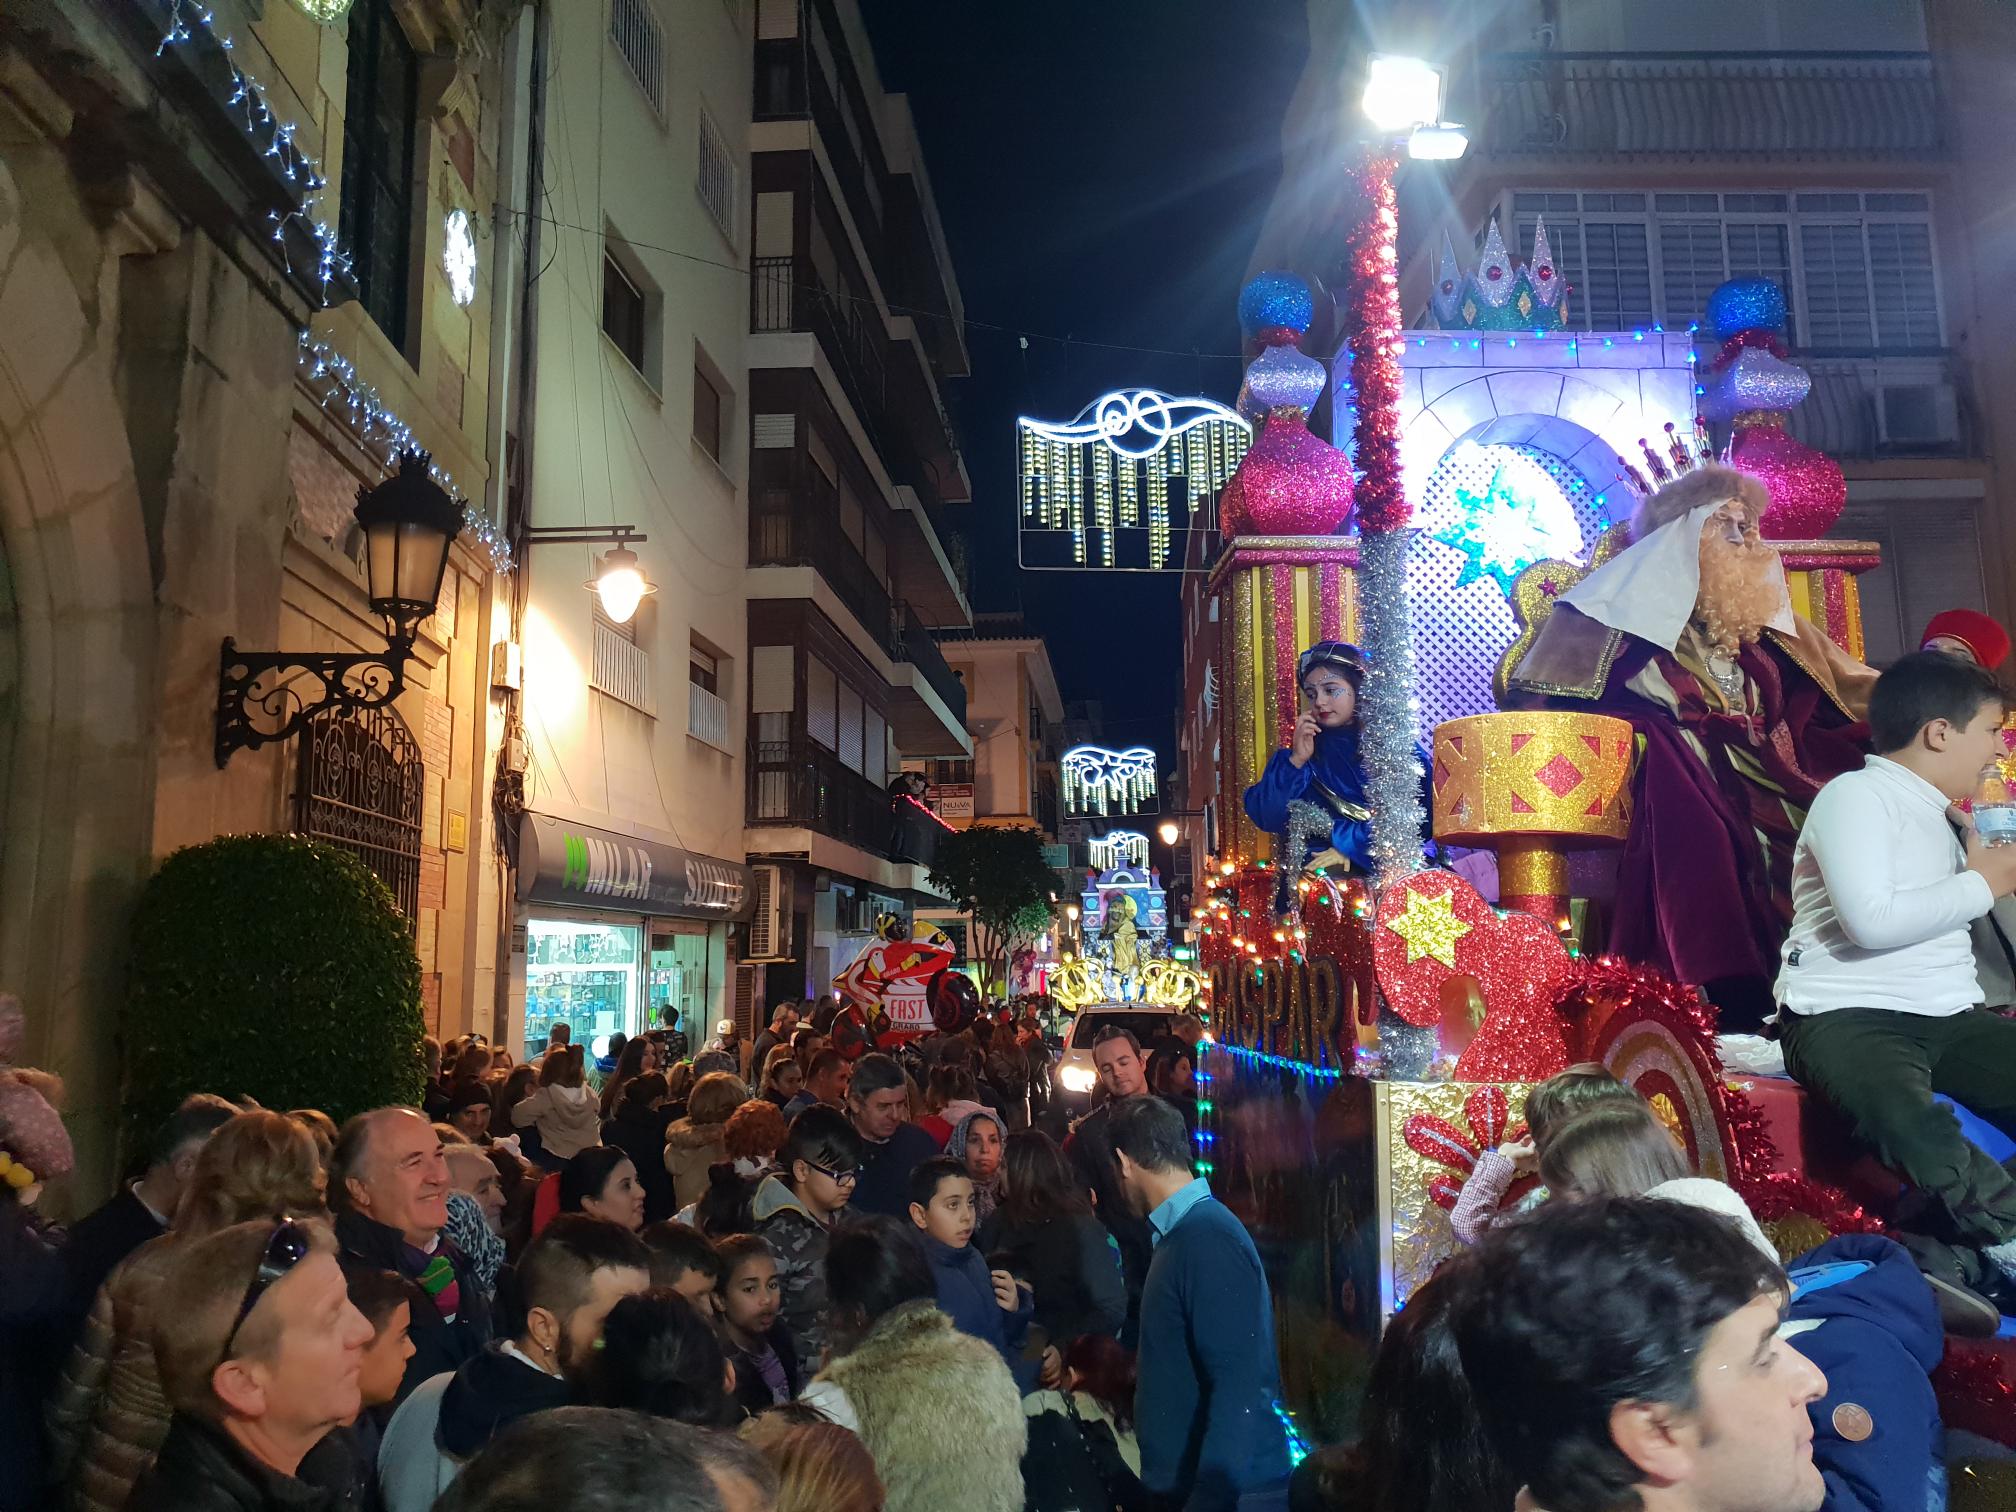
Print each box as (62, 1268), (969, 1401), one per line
(493, 204), (1252, 362)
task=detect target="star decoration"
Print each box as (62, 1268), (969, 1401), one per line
(1433, 461), (1583, 593)
(1385, 887), (1472, 969)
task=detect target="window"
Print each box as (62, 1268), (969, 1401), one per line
(603, 253), (648, 372)
(1505, 190), (1940, 348)
(610, 0), (665, 114)
(837, 682), (864, 774)
(693, 364), (723, 459)
(697, 108), (737, 243)
(688, 641), (730, 750)
(807, 657), (837, 750)
(339, 0), (418, 348)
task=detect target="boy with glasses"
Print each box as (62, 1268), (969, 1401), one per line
(137, 1218), (376, 1511)
(753, 1105), (864, 1378)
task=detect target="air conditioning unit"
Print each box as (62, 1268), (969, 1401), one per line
(746, 863), (790, 960)
(1878, 383), (1960, 448)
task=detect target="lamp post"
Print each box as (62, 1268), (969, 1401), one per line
(215, 449), (463, 765)
(1346, 55), (1467, 885)
(518, 525), (659, 625)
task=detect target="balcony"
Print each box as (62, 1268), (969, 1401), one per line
(1477, 52), (1945, 158)
(1781, 350), (1978, 460)
(891, 601), (966, 725)
(754, 256), (888, 431)
(751, 481), (893, 653)
(748, 737), (943, 873)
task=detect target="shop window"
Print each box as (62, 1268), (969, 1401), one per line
(339, 0), (418, 351)
(524, 919), (642, 1064)
(650, 926), (711, 1037)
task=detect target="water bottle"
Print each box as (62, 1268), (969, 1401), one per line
(1975, 772), (2016, 847)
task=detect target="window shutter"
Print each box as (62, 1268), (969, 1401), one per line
(807, 658), (837, 749)
(1867, 222), (1940, 347)
(1658, 222), (1725, 332)
(837, 682), (864, 774)
(751, 646), (794, 713)
(1578, 223), (1654, 330)
(1799, 224), (1874, 347)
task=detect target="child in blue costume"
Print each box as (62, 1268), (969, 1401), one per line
(1244, 641), (1415, 874)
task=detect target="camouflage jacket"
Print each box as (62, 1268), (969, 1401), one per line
(752, 1174), (832, 1379)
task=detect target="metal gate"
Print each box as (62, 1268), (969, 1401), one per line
(294, 705), (424, 925)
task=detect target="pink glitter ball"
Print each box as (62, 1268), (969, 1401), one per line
(1217, 411), (1356, 537)
(1731, 423), (1846, 539)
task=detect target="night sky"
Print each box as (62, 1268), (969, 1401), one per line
(865, 1), (1310, 763)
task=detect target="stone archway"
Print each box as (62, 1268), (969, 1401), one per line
(0, 147), (162, 1190)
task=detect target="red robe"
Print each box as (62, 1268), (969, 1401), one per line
(1508, 605), (1873, 998)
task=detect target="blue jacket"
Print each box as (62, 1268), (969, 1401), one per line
(1136, 1188), (1290, 1508)
(1784, 1234), (1944, 1512)
(1243, 725), (1426, 871)
(922, 1234), (1038, 1392)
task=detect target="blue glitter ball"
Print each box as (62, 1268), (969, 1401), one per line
(1239, 271), (1315, 339)
(1706, 278), (1788, 341)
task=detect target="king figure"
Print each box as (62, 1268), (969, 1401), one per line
(1504, 465), (1875, 1028)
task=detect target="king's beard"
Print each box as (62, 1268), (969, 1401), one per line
(1694, 533), (1783, 654)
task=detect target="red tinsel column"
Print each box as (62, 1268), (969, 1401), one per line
(1342, 150), (1427, 887)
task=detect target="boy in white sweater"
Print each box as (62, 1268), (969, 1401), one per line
(1778, 650), (2016, 1292)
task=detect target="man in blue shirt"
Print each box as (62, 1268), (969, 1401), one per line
(1110, 1096), (1289, 1511)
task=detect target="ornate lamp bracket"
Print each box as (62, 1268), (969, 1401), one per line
(214, 634), (414, 767)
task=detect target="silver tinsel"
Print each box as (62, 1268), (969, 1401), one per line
(1354, 527), (1428, 886)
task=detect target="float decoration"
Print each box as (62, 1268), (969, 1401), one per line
(1695, 276), (1845, 539)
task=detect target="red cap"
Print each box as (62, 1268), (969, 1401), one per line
(1922, 609), (2012, 670)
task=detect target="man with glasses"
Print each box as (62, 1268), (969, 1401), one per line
(135, 1217), (375, 1510)
(754, 1105), (866, 1378)
(329, 1107), (492, 1407)
(843, 1052), (940, 1217)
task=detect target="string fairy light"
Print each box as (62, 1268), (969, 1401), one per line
(1018, 390), (1251, 570)
(155, 0), (353, 301)
(298, 332), (514, 575)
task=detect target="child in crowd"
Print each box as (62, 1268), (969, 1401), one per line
(339, 1267), (417, 1492)
(1448, 1062), (1641, 1244)
(640, 1219), (724, 1316)
(753, 1106), (863, 1378)
(908, 1156), (1037, 1392)
(715, 1233), (803, 1417)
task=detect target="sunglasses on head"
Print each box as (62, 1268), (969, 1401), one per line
(218, 1220), (312, 1366)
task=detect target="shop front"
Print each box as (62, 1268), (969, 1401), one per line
(516, 813), (753, 1062)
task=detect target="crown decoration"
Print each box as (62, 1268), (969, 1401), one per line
(1429, 218), (1569, 332)
(1612, 420), (1717, 500)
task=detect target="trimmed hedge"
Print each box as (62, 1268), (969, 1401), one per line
(123, 833), (425, 1135)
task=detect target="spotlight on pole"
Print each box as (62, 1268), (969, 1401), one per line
(1361, 53), (1444, 133)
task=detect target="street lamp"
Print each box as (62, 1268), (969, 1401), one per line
(1346, 53), (1467, 884)
(215, 448), (463, 765)
(587, 543), (654, 624)
(1158, 820), (1181, 847)
(1065, 904), (1081, 921)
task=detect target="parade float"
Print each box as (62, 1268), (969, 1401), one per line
(827, 913), (983, 1052)
(1172, 248), (2016, 1444)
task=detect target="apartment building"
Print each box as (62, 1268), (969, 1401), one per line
(1253, 0), (2016, 664)
(741, 0), (976, 1007)
(911, 615), (1065, 836)
(508, 0), (757, 1061)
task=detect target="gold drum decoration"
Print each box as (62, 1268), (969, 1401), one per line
(1432, 711), (1636, 921)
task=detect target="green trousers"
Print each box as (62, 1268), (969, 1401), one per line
(1782, 1007), (2016, 1250)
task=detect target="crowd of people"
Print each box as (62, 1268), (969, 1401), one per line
(9, 645), (2016, 1510)
(0, 991), (1288, 1512)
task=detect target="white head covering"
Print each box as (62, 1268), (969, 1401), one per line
(1645, 1176), (1781, 1265)
(1559, 500), (1794, 654)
